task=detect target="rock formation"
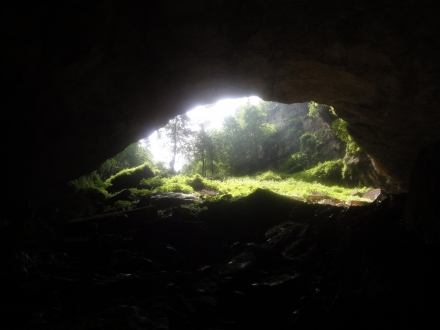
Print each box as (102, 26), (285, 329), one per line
(2, 2), (440, 325)
(262, 102), (346, 170)
(2, 0), (439, 203)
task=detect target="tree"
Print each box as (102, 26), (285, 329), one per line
(238, 103), (276, 172)
(193, 123), (216, 177)
(211, 102), (275, 175)
(218, 115), (248, 174)
(162, 114), (194, 173)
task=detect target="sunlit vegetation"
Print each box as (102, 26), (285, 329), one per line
(106, 163), (154, 193)
(130, 167), (369, 203)
(69, 99), (371, 211)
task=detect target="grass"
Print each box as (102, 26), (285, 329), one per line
(211, 176), (369, 202)
(127, 170), (370, 204)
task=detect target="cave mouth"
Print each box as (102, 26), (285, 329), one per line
(3, 0), (440, 325)
(65, 96), (382, 221)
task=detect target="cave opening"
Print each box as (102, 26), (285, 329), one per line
(2, 0), (440, 327)
(3, 94), (437, 329)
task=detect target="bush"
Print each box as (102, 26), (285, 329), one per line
(291, 159), (344, 184)
(280, 152), (309, 173)
(140, 176), (165, 189)
(300, 132), (316, 152)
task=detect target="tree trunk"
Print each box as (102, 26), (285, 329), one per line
(171, 119), (177, 173)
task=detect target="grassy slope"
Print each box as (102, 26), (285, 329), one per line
(133, 170), (370, 203)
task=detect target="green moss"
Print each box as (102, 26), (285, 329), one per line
(114, 200), (133, 211)
(106, 168), (369, 206)
(205, 172), (369, 202)
(106, 162), (154, 193)
(69, 171), (111, 198)
(290, 160), (344, 184)
(139, 176), (165, 189)
(255, 171), (282, 181)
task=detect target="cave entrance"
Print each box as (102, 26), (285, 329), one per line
(69, 96), (379, 219)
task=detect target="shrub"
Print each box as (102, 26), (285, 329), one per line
(140, 176), (165, 189)
(291, 160), (344, 184)
(300, 132), (316, 152)
(280, 152), (309, 173)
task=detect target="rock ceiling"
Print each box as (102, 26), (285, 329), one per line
(2, 0), (439, 203)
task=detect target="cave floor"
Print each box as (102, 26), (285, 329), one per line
(1, 194), (439, 330)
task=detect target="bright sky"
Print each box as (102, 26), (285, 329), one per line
(146, 96), (262, 171)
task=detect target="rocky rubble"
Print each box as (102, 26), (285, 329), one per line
(0, 189), (438, 329)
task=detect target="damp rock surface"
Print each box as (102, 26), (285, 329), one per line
(1, 189), (438, 329)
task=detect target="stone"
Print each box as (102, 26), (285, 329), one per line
(107, 165), (155, 193)
(189, 177), (205, 191)
(362, 188), (384, 202)
(111, 250), (162, 273)
(137, 243), (185, 271)
(218, 251), (257, 275)
(105, 189), (135, 205)
(201, 188), (311, 242)
(64, 206), (157, 236)
(307, 193), (329, 204)
(349, 189), (361, 197)
(150, 193), (199, 209)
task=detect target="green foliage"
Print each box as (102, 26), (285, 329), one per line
(114, 169), (369, 205)
(161, 114), (194, 173)
(205, 101), (276, 175)
(280, 152), (309, 173)
(332, 118), (350, 142)
(207, 171), (368, 202)
(99, 141), (153, 180)
(68, 171), (111, 198)
(255, 171), (282, 181)
(114, 200), (133, 211)
(192, 123), (217, 177)
(106, 162), (154, 193)
(290, 160), (344, 184)
(308, 101), (337, 118)
(69, 141), (158, 198)
(300, 132), (316, 152)
(308, 101), (321, 117)
(139, 176), (165, 189)
(134, 174), (223, 196)
(279, 130), (327, 175)
(331, 118), (361, 154)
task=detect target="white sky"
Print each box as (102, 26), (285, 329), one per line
(146, 96), (262, 171)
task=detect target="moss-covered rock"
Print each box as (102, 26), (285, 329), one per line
(107, 163), (154, 193)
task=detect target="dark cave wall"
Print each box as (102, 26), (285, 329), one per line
(2, 0), (440, 203)
(405, 141), (440, 250)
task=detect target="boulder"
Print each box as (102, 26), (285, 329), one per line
(362, 188), (384, 202)
(105, 189), (134, 205)
(107, 165), (155, 193)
